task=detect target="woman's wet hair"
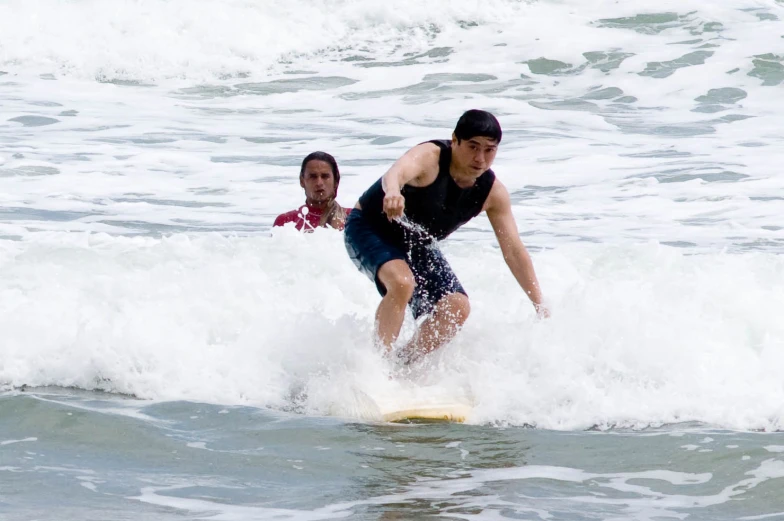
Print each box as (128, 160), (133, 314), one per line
(454, 109), (502, 143)
(300, 151), (340, 184)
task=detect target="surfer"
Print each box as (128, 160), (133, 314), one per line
(344, 110), (547, 364)
(274, 151), (351, 231)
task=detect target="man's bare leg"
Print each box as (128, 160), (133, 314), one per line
(399, 292), (470, 365)
(375, 260), (415, 353)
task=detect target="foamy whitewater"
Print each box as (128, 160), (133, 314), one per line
(2, 1), (784, 519)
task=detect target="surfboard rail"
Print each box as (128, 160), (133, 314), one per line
(381, 403), (472, 423)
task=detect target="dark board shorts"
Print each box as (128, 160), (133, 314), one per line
(344, 208), (466, 319)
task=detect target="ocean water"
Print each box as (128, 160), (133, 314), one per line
(2, 0), (784, 519)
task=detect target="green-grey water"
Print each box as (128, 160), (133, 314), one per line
(2, 390), (784, 520)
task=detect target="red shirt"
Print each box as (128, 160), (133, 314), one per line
(273, 204), (351, 231)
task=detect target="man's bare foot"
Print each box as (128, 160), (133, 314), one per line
(396, 345), (424, 366)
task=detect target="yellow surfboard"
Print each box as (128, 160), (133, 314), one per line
(328, 386), (473, 423)
(380, 402), (472, 423)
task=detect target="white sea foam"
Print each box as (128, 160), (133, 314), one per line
(0, 0), (534, 82)
(0, 232), (783, 430)
(0, 437), (38, 446)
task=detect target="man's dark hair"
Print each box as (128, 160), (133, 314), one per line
(454, 109), (502, 143)
(300, 151), (340, 184)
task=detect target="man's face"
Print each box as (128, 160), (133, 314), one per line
(451, 135), (499, 176)
(300, 160), (337, 205)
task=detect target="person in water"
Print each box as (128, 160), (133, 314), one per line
(274, 151), (350, 231)
(344, 109), (547, 364)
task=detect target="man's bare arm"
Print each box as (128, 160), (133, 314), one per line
(485, 181), (547, 314)
(380, 143), (440, 219)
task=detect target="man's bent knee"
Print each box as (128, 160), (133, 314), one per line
(377, 260), (416, 301)
(438, 293), (470, 324)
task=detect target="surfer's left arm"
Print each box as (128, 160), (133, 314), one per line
(485, 181), (548, 317)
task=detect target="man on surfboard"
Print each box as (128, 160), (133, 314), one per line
(274, 151), (350, 231)
(344, 109), (546, 364)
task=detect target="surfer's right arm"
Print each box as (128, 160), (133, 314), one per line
(381, 143), (440, 220)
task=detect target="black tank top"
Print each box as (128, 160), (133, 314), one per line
(358, 139), (496, 245)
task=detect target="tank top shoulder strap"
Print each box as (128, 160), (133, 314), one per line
(426, 139), (452, 177)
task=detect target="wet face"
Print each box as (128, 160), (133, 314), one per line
(300, 160), (337, 205)
(451, 135), (499, 176)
